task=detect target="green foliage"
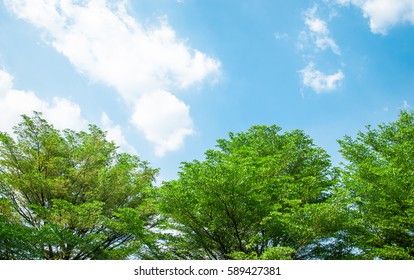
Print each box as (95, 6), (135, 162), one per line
(338, 110), (414, 259)
(230, 246), (296, 260)
(3, 110), (414, 260)
(159, 125), (342, 259)
(0, 205), (42, 259)
(0, 112), (158, 259)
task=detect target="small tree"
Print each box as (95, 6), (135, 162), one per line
(159, 125), (344, 259)
(0, 112), (158, 259)
(338, 110), (414, 259)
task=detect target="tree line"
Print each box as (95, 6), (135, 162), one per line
(1, 111), (413, 259)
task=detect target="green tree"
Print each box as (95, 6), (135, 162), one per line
(159, 125), (345, 259)
(0, 197), (40, 259)
(338, 110), (414, 259)
(0, 112), (158, 259)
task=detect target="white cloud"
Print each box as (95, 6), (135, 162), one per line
(315, 37), (341, 55)
(101, 112), (137, 154)
(0, 69), (13, 93)
(43, 97), (87, 131)
(4, 0), (221, 156)
(298, 6), (344, 93)
(337, 0), (414, 34)
(0, 69), (87, 133)
(302, 6), (341, 55)
(300, 62), (345, 93)
(0, 69), (136, 152)
(305, 16), (329, 34)
(131, 90), (193, 157)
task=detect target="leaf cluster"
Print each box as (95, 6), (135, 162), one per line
(0, 112), (158, 259)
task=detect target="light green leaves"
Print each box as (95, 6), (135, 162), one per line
(159, 125), (337, 259)
(0, 112), (158, 259)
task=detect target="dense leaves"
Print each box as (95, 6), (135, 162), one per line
(158, 125), (345, 259)
(338, 110), (414, 259)
(0, 112), (158, 259)
(1, 111), (414, 259)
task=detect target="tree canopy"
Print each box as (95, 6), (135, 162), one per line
(158, 125), (346, 259)
(0, 112), (158, 259)
(1, 111), (414, 260)
(338, 110), (414, 259)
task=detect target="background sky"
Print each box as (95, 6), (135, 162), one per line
(1, 0), (414, 183)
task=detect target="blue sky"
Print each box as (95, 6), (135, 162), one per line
(1, 0), (414, 182)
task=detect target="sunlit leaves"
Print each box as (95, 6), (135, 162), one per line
(159, 125), (337, 259)
(0, 112), (158, 259)
(338, 110), (414, 259)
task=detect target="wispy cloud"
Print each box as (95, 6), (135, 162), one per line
(337, 0), (414, 35)
(274, 32), (289, 40)
(298, 5), (344, 94)
(299, 62), (344, 93)
(403, 100), (411, 109)
(4, 0), (221, 156)
(302, 6), (341, 55)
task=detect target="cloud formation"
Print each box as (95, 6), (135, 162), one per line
(299, 62), (345, 93)
(4, 0), (221, 156)
(101, 112), (137, 154)
(0, 69), (133, 152)
(337, 0), (414, 34)
(0, 69), (87, 133)
(130, 90), (193, 157)
(302, 6), (341, 55)
(298, 6), (344, 93)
